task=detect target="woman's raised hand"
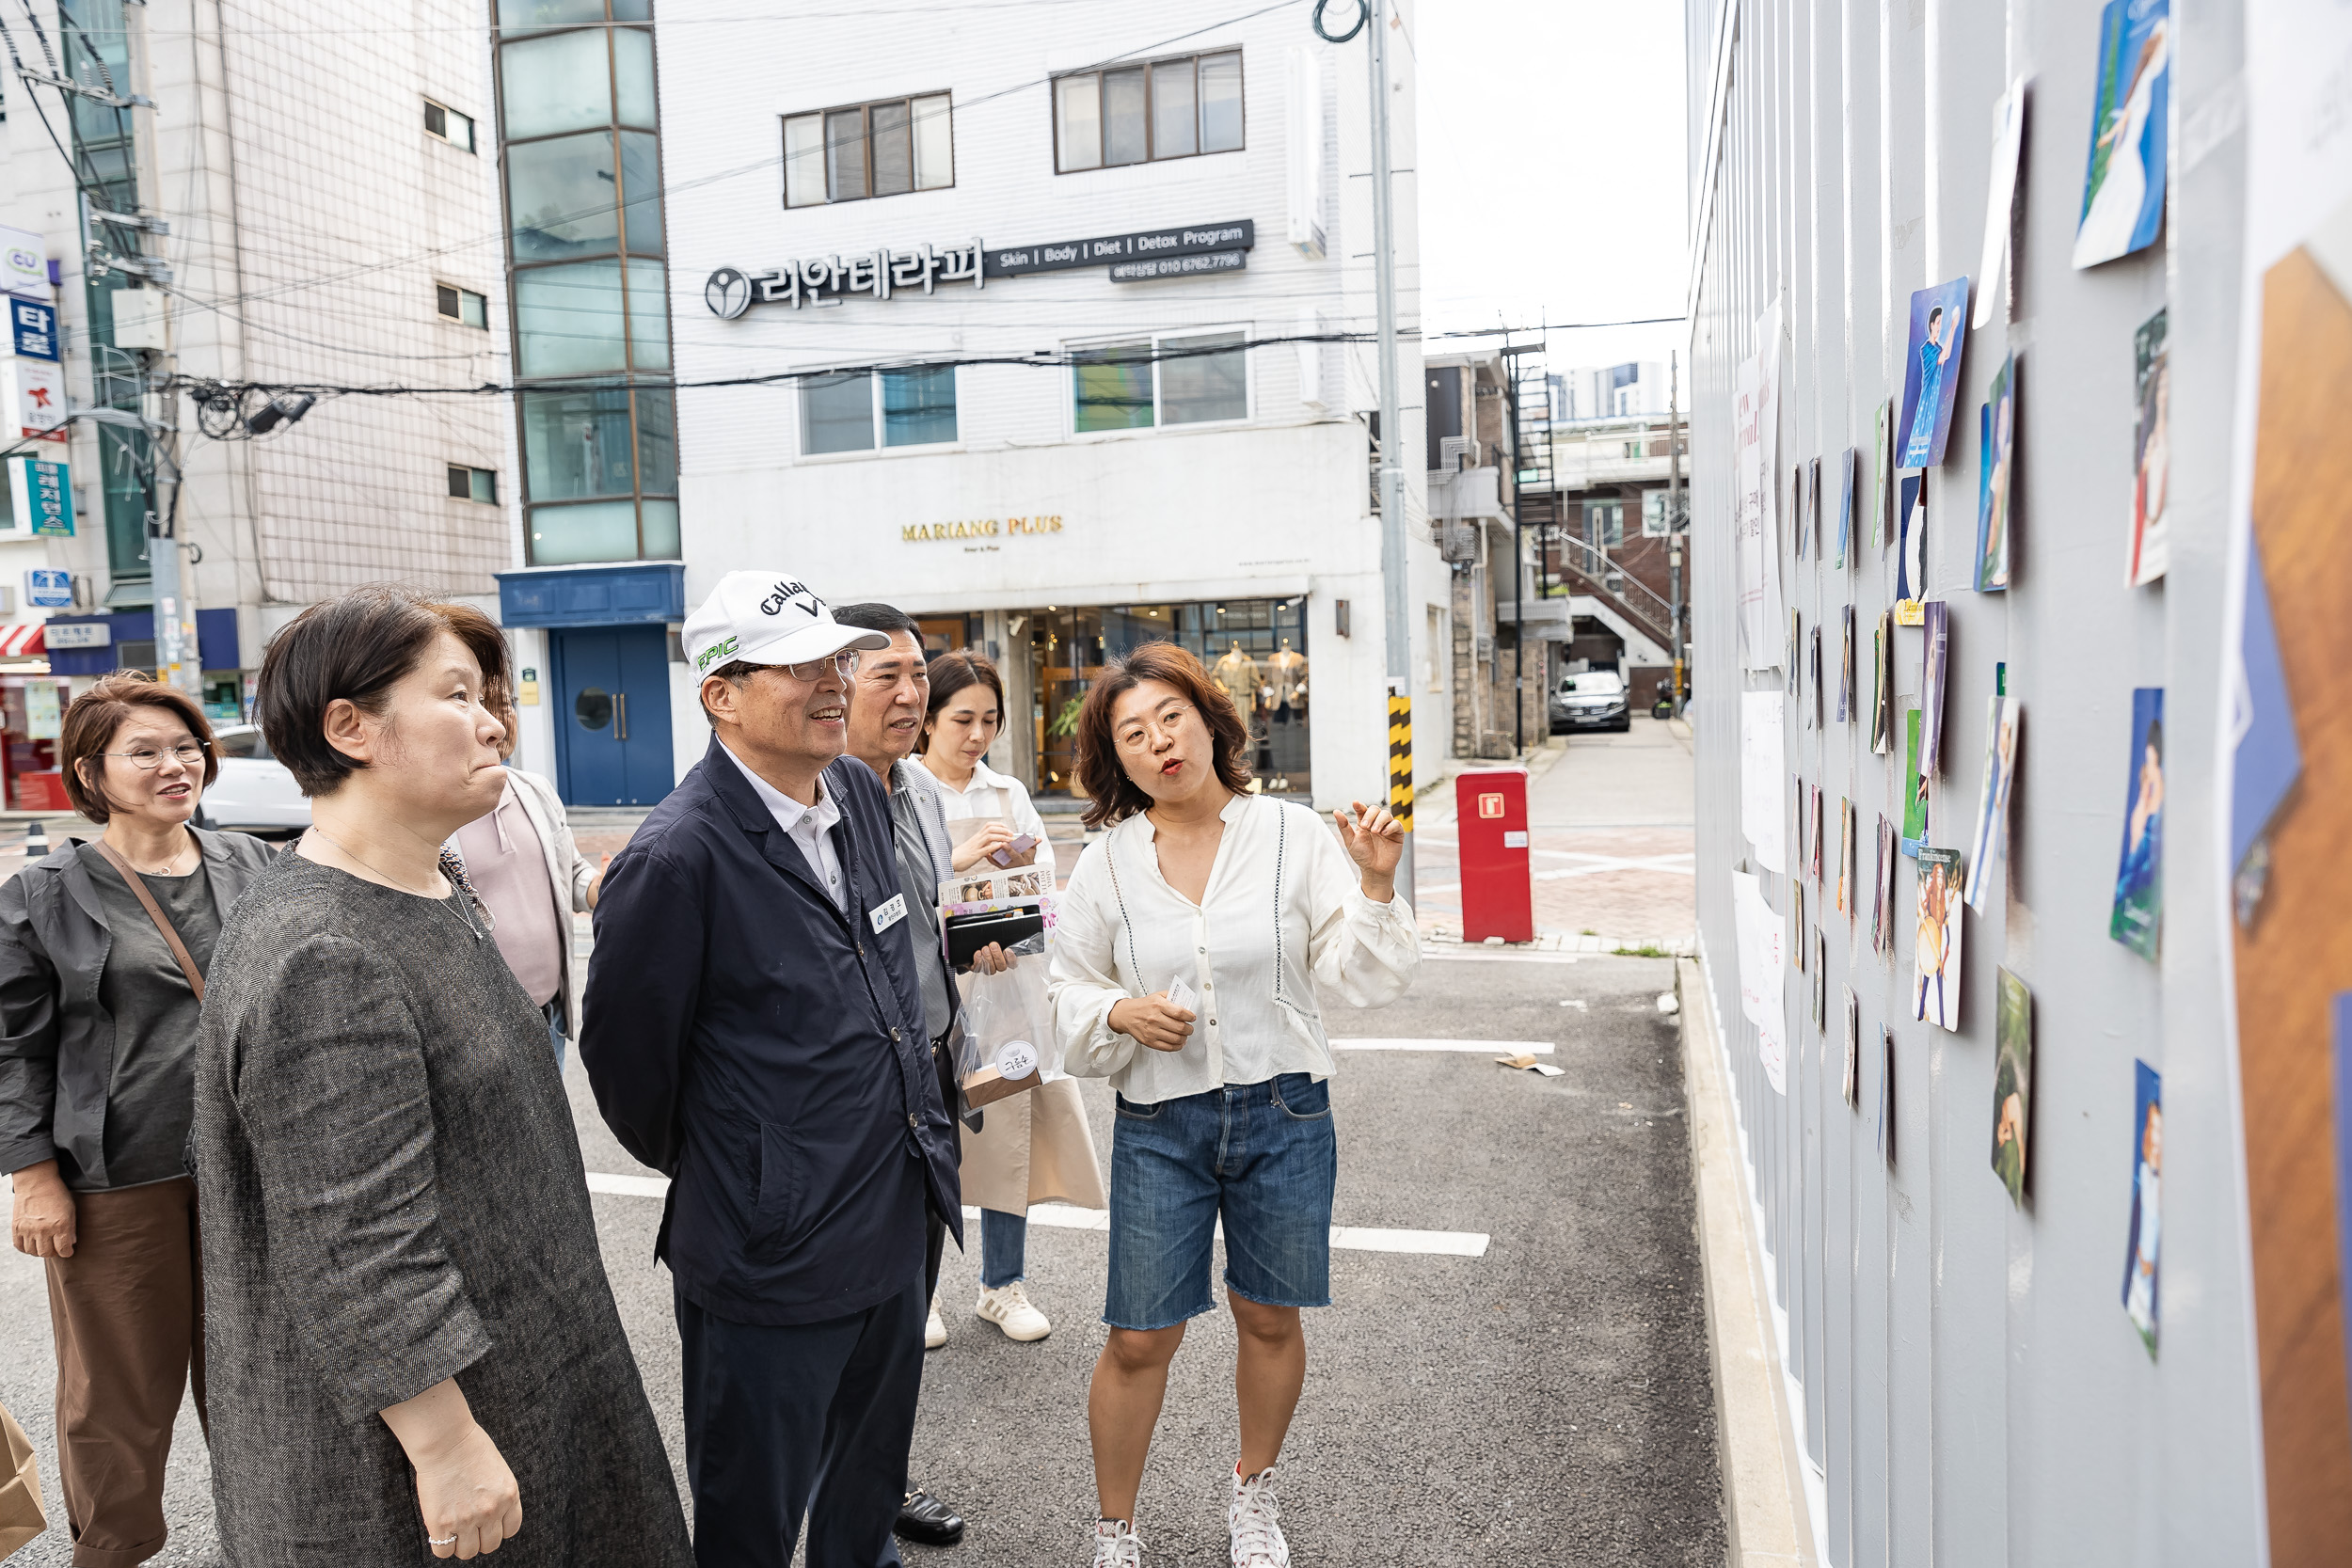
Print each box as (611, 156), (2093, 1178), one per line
(1109, 993), (1196, 1053)
(1335, 800), (1406, 895)
(949, 821), (1018, 872)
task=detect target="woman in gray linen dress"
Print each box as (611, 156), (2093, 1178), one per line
(189, 586), (691, 1566)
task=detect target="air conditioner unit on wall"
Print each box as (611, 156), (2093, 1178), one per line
(1438, 519), (1479, 563)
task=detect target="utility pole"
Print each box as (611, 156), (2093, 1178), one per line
(1668, 352), (1684, 713)
(1369, 0), (1412, 907)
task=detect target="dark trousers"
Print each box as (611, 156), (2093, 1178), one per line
(677, 1277), (927, 1568)
(43, 1177), (204, 1568)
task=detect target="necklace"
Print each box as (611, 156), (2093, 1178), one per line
(304, 828), (485, 942)
(111, 831), (197, 876)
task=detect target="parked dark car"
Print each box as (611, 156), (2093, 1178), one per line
(1550, 671), (1630, 734)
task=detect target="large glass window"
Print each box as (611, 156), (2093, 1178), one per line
(782, 94), (953, 206)
(801, 367), (959, 455)
(497, 0), (675, 565)
(1054, 51), (1242, 171)
(1073, 332), (1247, 433)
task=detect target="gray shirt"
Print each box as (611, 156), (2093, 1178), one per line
(85, 858), (220, 1190)
(887, 764), (955, 1040)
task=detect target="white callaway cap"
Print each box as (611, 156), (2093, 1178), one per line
(682, 571), (889, 678)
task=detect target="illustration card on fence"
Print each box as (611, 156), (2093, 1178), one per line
(2128, 309), (2169, 585)
(1977, 351), (2017, 591)
(1836, 446), (1855, 567)
(1967, 697), (2023, 912)
(1903, 708), (1930, 849)
(1896, 476), (1928, 615)
(1920, 601), (1951, 777)
(1898, 277), (1972, 467)
(1914, 847), (1964, 1031)
(2110, 687), (2165, 958)
(1993, 969), (2032, 1205)
(1838, 605), (1855, 722)
(1873, 401), (1893, 546)
(1842, 986), (1860, 1106)
(1872, 612), (1894, 753)
(2122, 1060), (2162, 1355)
(2073, 0), (2171, 270)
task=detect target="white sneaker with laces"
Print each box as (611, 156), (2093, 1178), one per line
(975, 1280), (1052, 1341)
(924, 1290), (947, 1351)
(1090, 1518), (1142, 1567)
(1228, 1466), (1289, 1568)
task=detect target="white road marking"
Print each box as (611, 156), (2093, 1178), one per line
(582, 1178), (1488, 1256)
(1331, 1037), (1554, 1053)
(1422, 950), (1585, 965)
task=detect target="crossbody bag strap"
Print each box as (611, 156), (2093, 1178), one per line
(90, 838), (206, 1001)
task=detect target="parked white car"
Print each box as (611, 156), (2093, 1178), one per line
(196, 724), (310, 836)
(1549, 670), (1631, 734)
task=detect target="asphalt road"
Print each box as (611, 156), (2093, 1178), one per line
(0, 951), (1723, 1567)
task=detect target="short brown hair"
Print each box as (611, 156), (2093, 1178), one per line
(59, 672), (219, 823)
(923, 650), (1005, 748)
(1073, 641), (1254, 829)
(257, 585), (511, 797)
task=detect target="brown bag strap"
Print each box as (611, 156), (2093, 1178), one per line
(90, 838), (205, 1001)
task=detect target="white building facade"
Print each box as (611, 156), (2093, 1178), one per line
(543, 0), (1442, 811)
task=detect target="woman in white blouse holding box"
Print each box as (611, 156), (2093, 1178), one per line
(1047, 641), (1416, 1568)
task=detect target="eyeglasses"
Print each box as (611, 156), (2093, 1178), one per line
(1114, 704), (1194, 752)
(762, 651), (861, 682)
(101, 741), (209, 770)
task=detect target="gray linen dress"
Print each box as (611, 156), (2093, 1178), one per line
(190, 853), (691, 1566)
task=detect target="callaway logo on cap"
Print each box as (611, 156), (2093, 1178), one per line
(682, 570), (889, 678)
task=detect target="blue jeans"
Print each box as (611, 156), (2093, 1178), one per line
(546, 999), (567, 1073)
(1104, 1073), (1338, 1331)
(980, 1208), (1027, 1290)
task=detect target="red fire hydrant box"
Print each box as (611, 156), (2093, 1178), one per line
(1454, 768), (1533, 944)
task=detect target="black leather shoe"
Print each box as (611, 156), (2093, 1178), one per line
(896, 1490), (965, 1546)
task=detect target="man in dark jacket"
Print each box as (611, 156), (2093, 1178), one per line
(581, 570), (961, 1568)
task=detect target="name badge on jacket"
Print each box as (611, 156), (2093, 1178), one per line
(870, 893), (908, 934)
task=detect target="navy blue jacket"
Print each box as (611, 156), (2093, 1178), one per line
(580, 736), (961, 1327)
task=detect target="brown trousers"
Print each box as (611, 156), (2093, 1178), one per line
(42, 1176), (204, 1568)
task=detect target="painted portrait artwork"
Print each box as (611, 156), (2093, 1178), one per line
(1993, 969), (2033, 1206)
(2128, 309), (2170, 586)
(2122, 1060), (2163, 1355)
(1897, 277), (1972, 468)
(2110, 687), (2165, 958)
(1977, 352), (2017, 591)
(2074, 0), (2171, 270)
(1913, 847), (1965, 1032)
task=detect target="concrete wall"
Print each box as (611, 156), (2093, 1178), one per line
(1683, 0), (2264, 1563)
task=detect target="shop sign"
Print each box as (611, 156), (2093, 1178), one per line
(43, 619), (109, 650)
(23, 568), (71, 608)
(10, 299), (56, 360)
(2, 358), (65, 442)
(8, 457), (72, 536)
(900, 515), (1064, 543)
(0, 226), (45, 300)
(706, 218), (1255, 318)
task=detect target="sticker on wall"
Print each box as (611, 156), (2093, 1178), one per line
(1898, 276), (1972, 468)
(1993, 969), (2033, 1206)
(1913, 847), (1965, 1032)
(2122, 1059), (2163, 1355)
(2110, 687), (2165, 959)
(2073, 0), (2171, 270)
(1977, 351), (2018, 591)
(2128, 309), (2170, 586)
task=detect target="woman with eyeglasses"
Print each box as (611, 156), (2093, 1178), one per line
(1047, 641), (1416, 1568)
(0, 671), (278, 1565)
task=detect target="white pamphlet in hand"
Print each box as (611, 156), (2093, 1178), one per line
(1167, 976), (1200, 1017)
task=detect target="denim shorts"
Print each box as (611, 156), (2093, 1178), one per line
(1104, 1072), (1338, 1331)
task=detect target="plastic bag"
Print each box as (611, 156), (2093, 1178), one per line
(955, 931), (1054, 1106)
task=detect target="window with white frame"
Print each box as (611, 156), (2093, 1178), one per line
(800, 365), (958, 455)
(1584, 499), (1625, 550)
(1054, 51), (1242, 172)
(1642, 489), (1670, 536)
(783, 94), (953, 207)
(1072, 330), (1248, 433)
(424, 100), (475, 151)
(436, 284), (487, 327)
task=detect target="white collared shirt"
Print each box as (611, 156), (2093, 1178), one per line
(907, 754), (1057, 880)
(722, 742), (848, 912)
(1047, 793), (1419, 1101)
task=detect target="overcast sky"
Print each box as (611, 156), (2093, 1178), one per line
(1412, 0), (1691, 381)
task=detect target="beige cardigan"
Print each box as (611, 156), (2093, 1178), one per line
(446, 767), (596, 1037)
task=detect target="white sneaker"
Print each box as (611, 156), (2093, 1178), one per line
(1228, 1466), (1289, 1568)
(976, 1279), (1052, 1341)
(925, 1290), (947, 1350)
(1090, 1518), (1142, 1567)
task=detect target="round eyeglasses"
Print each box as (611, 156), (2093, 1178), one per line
(101, 741), (209, 771)
(769, 650), (861, 682)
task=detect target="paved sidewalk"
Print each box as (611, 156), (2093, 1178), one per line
(1415, 719), (1695, 953)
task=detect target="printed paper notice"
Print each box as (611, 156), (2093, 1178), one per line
(1733, 870), (1788, 1094)
(1741, 689), (1787, 873)
(1735, 301), (1787, 669)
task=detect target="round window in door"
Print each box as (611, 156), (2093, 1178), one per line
(575, 687), (614, 730)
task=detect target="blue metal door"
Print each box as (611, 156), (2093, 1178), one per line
(552, 626), (675, 806)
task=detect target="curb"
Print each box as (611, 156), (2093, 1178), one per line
(1677, 957), (1820, 1567)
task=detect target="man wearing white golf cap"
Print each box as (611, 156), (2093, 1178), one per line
(580, 571), (962, 1568)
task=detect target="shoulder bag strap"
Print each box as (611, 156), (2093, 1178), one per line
(90, 838), (206, 1001)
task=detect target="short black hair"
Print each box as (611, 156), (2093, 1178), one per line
(832, 602), (922, 641)
(257, 584), (511, 797)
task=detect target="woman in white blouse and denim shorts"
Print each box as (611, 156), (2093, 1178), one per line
(1049, 641), (1417, 1568)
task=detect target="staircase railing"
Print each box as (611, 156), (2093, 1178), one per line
(1545, 533), (1677, 651)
